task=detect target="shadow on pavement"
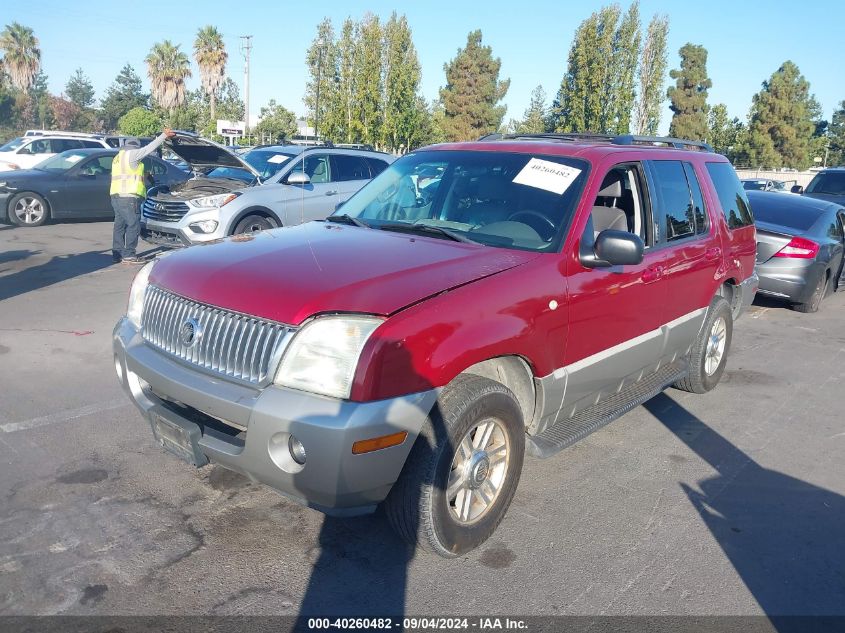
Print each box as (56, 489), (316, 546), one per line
(0, 250), (115, 301)
(644, 392), (845, 620)
(0, 249), (40, 265)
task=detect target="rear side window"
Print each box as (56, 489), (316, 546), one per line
(81, 140), (104, 148)
(705, 162), (754, 229)
(649, 160), (696, 241)
(683, 163), (708, 235)
(331, 155), (371, 181)
(53, 139), (84, 152)
(365, 157), (390, 177)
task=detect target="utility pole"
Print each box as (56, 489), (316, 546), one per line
(240, 35), (253, 143)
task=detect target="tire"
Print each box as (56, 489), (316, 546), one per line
(233, 214), (277, 235)
(8, 192), (49, 227)
(384, 374), (525, 558)
(674, 296), (733, 394)
(793, 272), (828, 313)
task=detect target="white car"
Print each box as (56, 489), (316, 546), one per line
(0, 135), (110, 171)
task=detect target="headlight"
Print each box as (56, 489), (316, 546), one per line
(127, 260), (155, 328)
(187, 192), (240, 208)
(274, 316), (383, 399)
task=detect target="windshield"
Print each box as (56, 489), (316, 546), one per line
(334, 150), (589, 252)
(743, 180), (766, 191)
(0, 137), (26, 152)
(243, 149), (297, 180)
(34, 151), (90, 172)
(806, 172), (845, 196)
(204, 166), (255, 183)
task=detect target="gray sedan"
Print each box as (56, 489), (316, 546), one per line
(751, 190), (845, 312)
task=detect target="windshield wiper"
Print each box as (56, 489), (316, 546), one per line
(378, 222), (480, 244)
(326, 214), (370, 228)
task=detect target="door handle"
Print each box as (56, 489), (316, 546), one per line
(642, 265), (664, 283)
(705, 247), (722, 260)
(325, 190), (338, 196)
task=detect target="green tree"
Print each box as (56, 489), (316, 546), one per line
(550, 3), (641, 134)
(100, 64), (149, 132)
(745, 61), (821, 170)
(707, 103), (745, 161)
(440, 30), (510, 141)
(352, 14), (383, 145)
(382, 12), (423, 152)
(0, 22), (40, 91)
(633, 14), (669, 135)
(516, 85), (548, 134)
(827, 101), (845, 167)
(667, 43), (711, 141)
(118, 107), (162, 137)
(65, 68), (95, 109)
(194, 26), (227, 121)
(145, 40), (192, 113)
(253, 100), (298, 143)
(304, 18), (340, 141)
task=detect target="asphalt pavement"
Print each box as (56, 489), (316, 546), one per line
(1, 221), (844, 617)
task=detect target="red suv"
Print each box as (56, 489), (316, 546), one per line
(113, 134), (758, 557)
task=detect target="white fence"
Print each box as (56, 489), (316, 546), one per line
(735, 169), (816, 188)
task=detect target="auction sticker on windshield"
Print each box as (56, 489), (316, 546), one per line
(65, 154), (83, 164)
(268, 155), (289, 164)
(513, 158), (581, 195)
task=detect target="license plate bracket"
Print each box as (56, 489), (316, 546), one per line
(150, 414), (208, 467)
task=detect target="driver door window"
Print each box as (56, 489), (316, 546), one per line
(288, 155), (331, 183)
(588, 163), (651, 245)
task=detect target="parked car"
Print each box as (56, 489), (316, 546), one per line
(792, 167), (845, 205)
(0, 148), (188, 226)
(750, 190), (845, 312)
(742, 178), (786, 193)
(0, 135), (111, 172)
(113, 133), (758, 556)
(140, 133), (394, 247)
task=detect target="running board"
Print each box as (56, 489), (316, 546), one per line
(526, 361), (688, 458)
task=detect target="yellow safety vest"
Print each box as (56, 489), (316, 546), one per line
(110, 150), (146, 197)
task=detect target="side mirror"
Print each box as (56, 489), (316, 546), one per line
(79, 172), (96, 179)
(581, 230), (644, 268)
(287, 172), (311, 185)
(791, 185), (804, 194)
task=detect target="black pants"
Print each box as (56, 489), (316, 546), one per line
(111, 195), (142, 258)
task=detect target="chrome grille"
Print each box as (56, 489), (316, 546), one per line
(143, 197), (189, 222)
(141, 285), (294, 386)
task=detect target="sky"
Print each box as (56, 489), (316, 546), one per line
(4, 0), (844, 135)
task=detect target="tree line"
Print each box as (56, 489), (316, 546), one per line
(0, 5), (843, 167)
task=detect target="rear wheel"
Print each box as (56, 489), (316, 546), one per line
(8, 192), (49, 227)
(233, 214), (277, 235)
(674, 296), (733, 394)
(384, 374), (525, 557)
(794, 272), (828, 313)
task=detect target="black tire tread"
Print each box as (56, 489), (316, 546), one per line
(674, 296), (733, 394)
(793, 272), (828, 313)
(385, 374), (524, 557)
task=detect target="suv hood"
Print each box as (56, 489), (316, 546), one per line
(149, 222), (540, 325)
(165, 131), (261, 180)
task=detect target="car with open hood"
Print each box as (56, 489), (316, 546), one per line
(140, 133), (393, 247)
(114, 133), (757, 556)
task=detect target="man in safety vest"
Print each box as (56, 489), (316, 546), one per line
(110, 128), (176, 263)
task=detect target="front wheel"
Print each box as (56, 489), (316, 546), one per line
(384, 375), (525, 557)
(674, 296), (733, 394)
(233, 214), (277, 235)
(8, 192), (49, 226)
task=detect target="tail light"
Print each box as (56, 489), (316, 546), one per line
(774, 236), (819, 259)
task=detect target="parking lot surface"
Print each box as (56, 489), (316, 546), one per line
(1, 221), (844, 616)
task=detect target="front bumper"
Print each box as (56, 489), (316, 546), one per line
(142, 206), (227, 247)
(113, 317), (438, 515)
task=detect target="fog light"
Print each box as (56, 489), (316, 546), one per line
(189, 220), (218, 234)
(289, 435), (306, 465)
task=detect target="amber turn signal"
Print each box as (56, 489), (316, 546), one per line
(352, 431), (408, 454)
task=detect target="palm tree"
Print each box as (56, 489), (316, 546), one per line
(194, 26), (227, 121)
(145, 40), (192, 112)
(0, 22), (41, 91)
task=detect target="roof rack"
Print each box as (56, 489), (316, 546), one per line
(478, 132), (713, 153)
